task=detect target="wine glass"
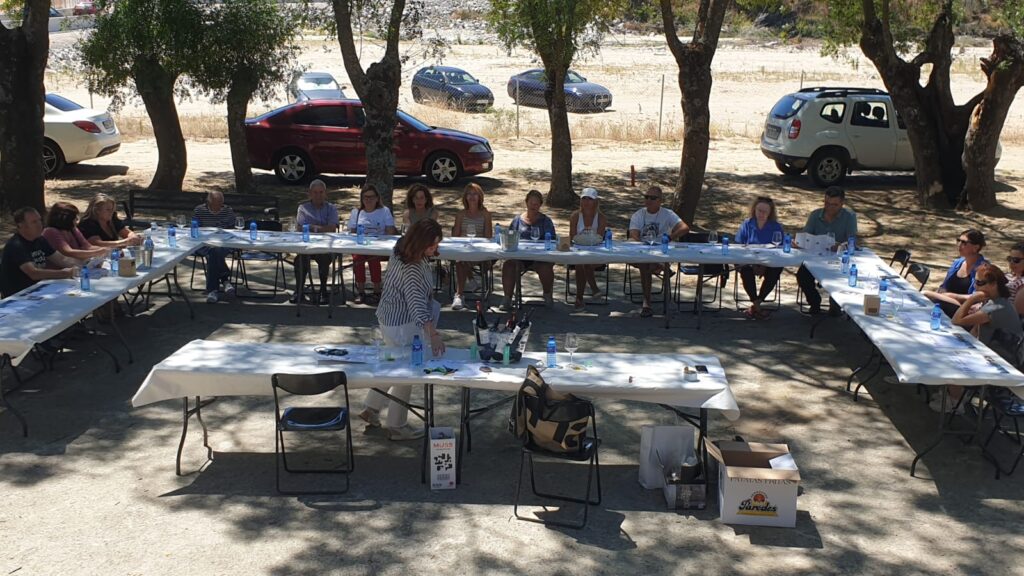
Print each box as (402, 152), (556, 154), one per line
(466, 223), (477, 245)
(771, 231), (783, 248)
(530, 226), (540, 242)
(565, 333), (578, 367)
(235, 216), (244, 230)
(889, 290), (904, 321)
(641, 228), (657, 248)
(826, 232), (836, 253)
(176, 214), (187, 228)
(707, 230), (718, 245)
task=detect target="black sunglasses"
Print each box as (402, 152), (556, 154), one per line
(957, 239), (972, 245)
(1008, 256), (1023, 264)
(975, 279), (991, 287)
(643, 195), (662, 201)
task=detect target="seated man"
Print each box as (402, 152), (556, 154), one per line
(1, 207), (78, 298)
(192, 191), (237, 303)
(627, 186), (689, 318)
(293, 179), (339, 304)
(796, 186), (858, 314)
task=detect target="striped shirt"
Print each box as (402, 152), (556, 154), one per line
(375, 253), (435, 328)
(192, 203), (236, 228)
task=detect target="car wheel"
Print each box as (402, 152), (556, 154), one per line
(43, 139), (66, 178)
(274, 150), (313, 185)
(425, 152), (461, 186)
(412, 87), (422, 103)
(808, 150), (847, 187)
(774, 159), (806, 176)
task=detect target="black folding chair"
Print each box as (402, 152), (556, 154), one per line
(980, 332), (1024, 479)
(907, 262), (931, 290)
(890, 248), (912, 277)
(272, 371), (354, 494)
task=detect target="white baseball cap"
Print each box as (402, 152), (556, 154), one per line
(580, 187), (599, 200)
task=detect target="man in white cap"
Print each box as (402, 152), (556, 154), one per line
(568, 187), (607, 310)
(627, 185), (689, 317)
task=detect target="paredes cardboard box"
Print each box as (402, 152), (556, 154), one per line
(707, 441), (801, 528)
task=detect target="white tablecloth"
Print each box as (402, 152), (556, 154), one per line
(0, 241), (197, 365)
(131, 339), (740, 419)
(806, 250), (1024, 392)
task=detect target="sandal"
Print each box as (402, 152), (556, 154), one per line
(640, 306), (654, 318)
(743, 308), (757, 320)
(353, 292), (365, 305)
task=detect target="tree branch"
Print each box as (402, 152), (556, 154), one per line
(332, 0), (368, 95)
(659, 0), (685, 62)
(383, 0), (406, 62)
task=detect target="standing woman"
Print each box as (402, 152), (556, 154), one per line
(403, 184), (438, 230)
(735, 196), (785, 320)
(567, 187), (607, 311)
(42, 202), (109, 263)
(451, 182), (493, 310)
(360, 218), (446, 440)
(925, 229), (988, 316)
(78, 193), (142, 249)
(347, 184), (397, 305)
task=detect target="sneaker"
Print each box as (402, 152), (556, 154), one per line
(498, 298), (513, 312)
(358, 407), (381, 428)
(452, 294), (464, 311)
(222, 283), (236, 297)
(388, 423), (425, 441)
(206, 291), (219, 303)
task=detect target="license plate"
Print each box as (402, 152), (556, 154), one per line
(477, 100), (490, 104)
(103, 120), (114, 131)
(765, 124), (781, 139)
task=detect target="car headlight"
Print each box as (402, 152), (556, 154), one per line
(468, 144), (488, 153)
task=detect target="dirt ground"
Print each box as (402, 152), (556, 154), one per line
(2, 33), (1024, 575)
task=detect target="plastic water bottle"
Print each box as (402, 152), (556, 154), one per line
(544, 231), (553, 251)
(302, 223), (310, 243)
(357, 224), (365, 245)
(411, 335), (424, 366)
(930, 304), (943, 330)
(190, 218), (199, 239)
(502, 342), (511, 366)
(721, 235), (729, 255)
(546, 336), (557, 368)
(110, 249), (120, 275)
(143, 234), (154, 268)
(783, 233), (792, 253)
(661, 233), (670, 254)
(841, 250), (850, 274)
(168, 225), (177, 248)
(249, 221), (258, 241)
(80, 266), (90, 291)
(848, 263), (858, 287)
(879, 277), (889, 302)
(493, 223), (502, 244)
(848, 236), (857, 252)
(603, 228), (613, 250)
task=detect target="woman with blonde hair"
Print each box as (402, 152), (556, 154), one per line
(451, 182), (493, 310)
(78, 193), (142, 248)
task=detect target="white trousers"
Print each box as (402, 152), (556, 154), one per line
(364, 300), (440, 428)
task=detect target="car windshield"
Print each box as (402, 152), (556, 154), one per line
(770, 95), (806, 119)
(45, 94), (84, 112)
(565, 72), (586, 84)
(443, 71), (477, 85)
(397, 110), (430, 132)
(297, 76), (339, 91)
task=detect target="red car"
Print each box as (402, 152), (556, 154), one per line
(72, 1), (96, 15)
(245, 99), (494, 186)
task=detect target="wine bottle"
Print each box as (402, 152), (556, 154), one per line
(475, 301), (489, 344)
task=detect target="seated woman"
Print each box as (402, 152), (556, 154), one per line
(500, 189), (556, 310)
(42, 201), (109, 264)
(402, 184), (438, 231)
(735, 196), (785, 320)
(568, 187), (606, 311)
(1005, 241), (1024, 317)
(452, 182), (493, 311)
(924, 229), (987, 317)
(77, 193), (142, 249)
(347, 184), (397, 305)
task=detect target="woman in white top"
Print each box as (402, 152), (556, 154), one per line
(451, 182), (493, 310)
(568, 187), (607, 311)
(347, 184), (397, 305)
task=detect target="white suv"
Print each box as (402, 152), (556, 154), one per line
(761, 87), (918, 187)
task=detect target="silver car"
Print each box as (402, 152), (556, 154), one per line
(288, 72), (347, 102)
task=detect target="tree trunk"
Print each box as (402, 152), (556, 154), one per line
(0, 0), (49, 213)
(226, 84), (255, 194)
(660, 0), (728, 226)
(857, 1), (979, 208)
(545, 66), (575, 208)
(961, 35), (1024, 211)
(135, 62), (187, 192)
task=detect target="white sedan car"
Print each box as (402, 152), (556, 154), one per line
(43, 93), (121, 177)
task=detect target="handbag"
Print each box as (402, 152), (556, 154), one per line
(509, 365), (592, 453)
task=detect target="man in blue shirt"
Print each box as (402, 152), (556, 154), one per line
(797, 186), (858, 314)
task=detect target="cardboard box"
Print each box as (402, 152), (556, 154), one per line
(706, 441), (801, 528)
(429, 427), (457, 490)
(863, 294), (880, 315)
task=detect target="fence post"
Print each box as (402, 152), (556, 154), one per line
(800, 70), (804, 90)
(658, 74), (665, 141)
(515, 78), (520, 139)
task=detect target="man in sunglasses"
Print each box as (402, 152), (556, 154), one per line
(628, 186), (689, 318)
(796, 186), (858, 315)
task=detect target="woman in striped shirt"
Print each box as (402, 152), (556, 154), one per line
(360, 218), (446, 440)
